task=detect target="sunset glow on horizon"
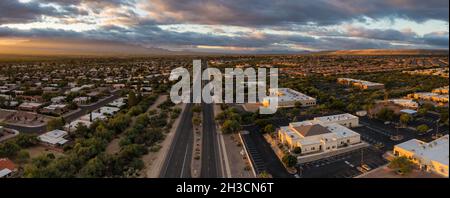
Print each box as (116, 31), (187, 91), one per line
(0, 0), (448, 55)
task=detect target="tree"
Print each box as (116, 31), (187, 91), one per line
(254, 119), (269, 128)
(14, 134), (38, 148)
(258, 171), (272, 178)
(388, 156), (413, 174)
(400, 114), (412, 126)
(418, 108), (428, 116)
(263, 124), (275, 134)
(282, 154), (297, 167)
(79, 156), (107, 178)
(192, 117), (202, 126)
(0, 142), (20, 158)
(128, 92), (138, 107)
(192, 105), (202, 113)
(221, 120), (241, 134)
(416, 124), (429, 134)
(292, 147), (302, 155)
(376, 108), (395, 121)
(67, 102), (78, 110)
(16, 150), (30, 164)
(47, 117), (65, 131)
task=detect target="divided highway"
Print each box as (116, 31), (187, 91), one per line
(160, 103), (194, 178)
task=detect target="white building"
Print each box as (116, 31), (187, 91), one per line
(51, 96), (66, 104)
(99, 106), (120, 116)
(18, 102), (43, 111)
(64, 119), (92, 132)
(79, 112), (107, 122)
(38, 130), (69, 146)
(338, 78), (385, 90)
(278, 113), (361, 155)
(73, 97), (91, 105)
(108, 98), (126, 108)
(388, 99), (419, 109)
(313, 113), (359, 128)
(394, 135), (449, 177)
(263, 88), (316, 108)
(41, 104), (68, 115)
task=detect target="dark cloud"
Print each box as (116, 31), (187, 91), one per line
(422, 32), (449, 47)
(0, 0), (58, 24)
(0, 0), (448, 53)
(345, 26), (418, 41)
(146, 0), (449, 26)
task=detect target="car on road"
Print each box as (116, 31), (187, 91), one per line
(344, 161), (355, 168)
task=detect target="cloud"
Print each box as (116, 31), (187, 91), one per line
(422, 32), (449, 47)
(144, 0), (449, 26)
(0, 0), (58, 24)
(0, 0), (448, 53)
(344, 25), (418, 41)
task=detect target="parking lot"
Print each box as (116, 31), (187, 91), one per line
(298, 147), (388, 178)
(357, 116), (448, 151)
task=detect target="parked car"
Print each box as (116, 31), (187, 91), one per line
(361, 164), (372, 171)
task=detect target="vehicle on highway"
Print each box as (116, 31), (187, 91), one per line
(344, 161), (355, 168)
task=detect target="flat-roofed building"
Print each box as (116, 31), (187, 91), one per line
(313, 113), (359, 128)
(64, 119), (92, 132)
(393, 135), (449, 177)
(79, 112), (106, 122)
(38, 129), (69, 146)
(262, 88), (316, 108)
(108, 98), (126, 108)
(18, 102), (43, 112)
(0, 158), (17, 178)
(41, 104), (68, 115)
(51, 96), (66, 104)
(408, 92), (449, 104)
(337, 78), (385, 90)
(432, 86), (449, 95)
(278, 113), (361, 155)
(387, 99), (419, 109)
(98, 106), (120, 116)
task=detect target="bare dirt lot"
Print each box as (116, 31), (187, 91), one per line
(0, 109), (52, 127)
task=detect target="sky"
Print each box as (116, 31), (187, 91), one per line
(0, 0), (448, 55)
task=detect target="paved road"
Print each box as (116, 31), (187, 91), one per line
(199, 60), (222, 178)
(6, 91), (121, 133)
(160, 103), (194, 178)
(200, 102), (221, 178)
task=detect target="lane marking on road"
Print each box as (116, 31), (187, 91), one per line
(180, 145), (189, 178)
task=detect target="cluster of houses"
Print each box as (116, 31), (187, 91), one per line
(407, 86), (449, 107)
(39, 97), (126, 147)
(403, 67), (449, 78)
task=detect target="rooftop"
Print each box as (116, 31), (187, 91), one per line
(396, 135), (449, 166)
(314, 113), (358, 123)
(38, 129), (69, 145)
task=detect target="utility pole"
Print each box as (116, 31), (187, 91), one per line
(360, 149), (364, 166)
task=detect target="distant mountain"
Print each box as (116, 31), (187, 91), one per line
(316, 49), (449, 56)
